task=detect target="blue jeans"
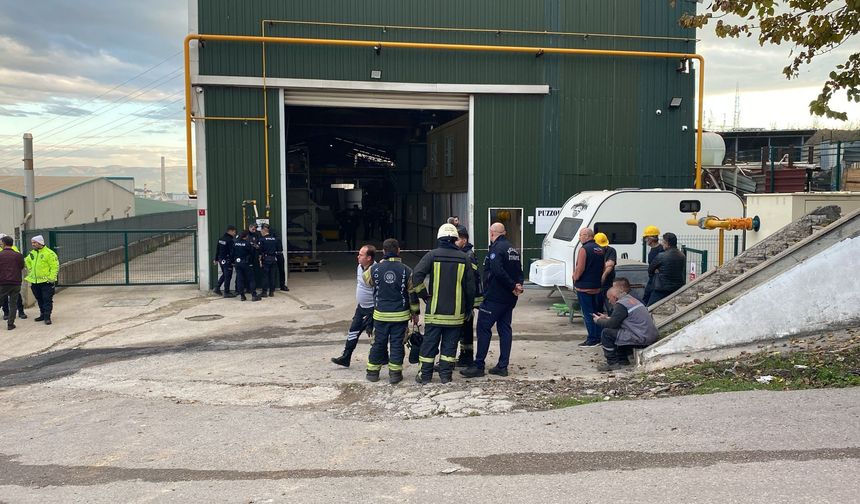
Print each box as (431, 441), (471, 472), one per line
(474, 300), (515, 370)
(576, 290), (602, 343)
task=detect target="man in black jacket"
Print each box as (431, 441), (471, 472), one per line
(461, 222), (523, 378)
(232, 231), (261, 302)
(455, 225), (482, 368)
(647, 232), (686, 306)
(213, 225), (237, 297)
(258, 224), (281, 298)
(412, 224), (475, 384)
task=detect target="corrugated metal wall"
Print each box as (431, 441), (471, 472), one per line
(202, 87), (281, 283)
(197, 0), (697, 275)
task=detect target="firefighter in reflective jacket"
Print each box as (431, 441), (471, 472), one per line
(363, 238), (419, 384)
(213, 225), (237, 298)
(455, 225), (483, 368)
(412, 224), (476, 384)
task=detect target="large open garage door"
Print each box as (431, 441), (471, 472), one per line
(280, 89), (470, 277)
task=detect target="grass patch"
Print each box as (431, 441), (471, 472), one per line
(547, 342), (860, 408)
(551, 396), (604, 409)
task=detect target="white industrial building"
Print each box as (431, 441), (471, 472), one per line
(0, 176), (135, 236)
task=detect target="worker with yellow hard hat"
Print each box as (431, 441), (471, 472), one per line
(594, 232), (617, 313)
(642, 225), (661, 304)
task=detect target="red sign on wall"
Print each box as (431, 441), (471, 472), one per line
(198, 209), (206, 216)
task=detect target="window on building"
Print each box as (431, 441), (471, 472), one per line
(552, 217), (583, 242)
(444, 136), (454, 176)
(594, 222), (637, 244)
(680, 200), (701, 213)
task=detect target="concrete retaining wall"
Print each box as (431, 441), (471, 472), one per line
(59, 233), (188, 285)
(641, 231), (860, 369)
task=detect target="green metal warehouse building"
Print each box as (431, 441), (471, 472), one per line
(188, 0), (697, 289)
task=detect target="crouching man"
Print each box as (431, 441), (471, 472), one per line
(593, 284), (658, 372)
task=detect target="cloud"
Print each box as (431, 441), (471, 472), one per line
(0, 105), (31, 117)
(42, 102), (91, 118)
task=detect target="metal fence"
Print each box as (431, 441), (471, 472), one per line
(19, 210), (197, 286)
(644, 233), (742, 274)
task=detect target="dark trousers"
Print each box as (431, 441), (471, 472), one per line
(31, 282), (55, 318)
(234, 263), (255, 295)
(475, 300), (515, 370)
(647, 289), (670, 306)
(276, 254), (286, 288)
(367, 320), (407, 372)
(0, 285), (21, 325)
(576, 290), (602, 343)
(459, 315), (474, 359)
(216, 262), (233, 291)
(342, 305), (374, 355)
(642, 277), (655, 305)
(2, 287), (24, 316)
(419, 325), (461, 378)
(600, 328), (645, 364)
(261, 259), (278, 293)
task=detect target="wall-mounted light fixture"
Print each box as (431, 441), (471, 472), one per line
(330, 183), (355, 190)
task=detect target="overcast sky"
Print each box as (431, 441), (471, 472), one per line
(0, 1), (857, 187)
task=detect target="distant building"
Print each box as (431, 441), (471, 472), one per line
(0, 176), (135, 237)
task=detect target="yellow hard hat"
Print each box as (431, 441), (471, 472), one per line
(594, 232), (609, 247)
(643, 225), (660, 237)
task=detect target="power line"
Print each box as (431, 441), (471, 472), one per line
(0, 50), (183, 150)
(33, 98), (186, 167)
(0, 71), (183, 167)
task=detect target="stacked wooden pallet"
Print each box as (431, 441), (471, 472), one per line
(842, 163), (860, 191)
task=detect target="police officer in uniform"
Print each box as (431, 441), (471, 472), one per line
(455, 225), (482, 368)
(232, 231), (261, 302)
(412, 224), (475, 384)
(258, 224), (281, 298)
(461, 222), (522, 378)
(213, 225), (237, 297)
(269, 227), (289, 292)
(364, 239), (419, 384)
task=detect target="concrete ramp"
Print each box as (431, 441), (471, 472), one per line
(640, 206), (860, 370)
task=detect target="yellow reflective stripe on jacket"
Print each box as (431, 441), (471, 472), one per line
(424, 313), (465, 326)
(362, 267), (372, 286)
(388, 363), (403, 371)
(454, 263), (464, 318)
(439, 354), (456, 363)
(430, 262), (441, 314)
(410, 303), (420, 314)
(418, 356), (435, 364)
(373, 309), (411, 322)
(473, 296), (484, 307)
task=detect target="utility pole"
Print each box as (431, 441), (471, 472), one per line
(160, 156), (166, 200)
(23, 133), (36, 229)
(732, 83), (741, 130)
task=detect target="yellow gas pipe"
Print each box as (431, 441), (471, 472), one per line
(686, 214), (760, 267)
(184, 34), (708, 207)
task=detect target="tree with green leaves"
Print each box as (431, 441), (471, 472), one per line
(677, 1), (859, 120)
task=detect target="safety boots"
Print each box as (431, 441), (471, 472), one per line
(438, 361), (454, 384)
(269, 289), (275, 297)
(240, 294), (247, 301)
(251, 292), (262, 302)
(365, 370), (380, 382)
(456, 353), (474, 368)
(223, 290), (236, 298)
(331, 339), (358, 367)
(214, 288), (223, 296)
(389, 370), (403, 384)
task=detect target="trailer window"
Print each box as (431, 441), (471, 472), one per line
(680, 200), (701, 213)
(552, 218), (583, 242)
(594, 222), (637, 245)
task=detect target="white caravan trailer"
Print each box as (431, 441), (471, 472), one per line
(529, 189), (745, 288)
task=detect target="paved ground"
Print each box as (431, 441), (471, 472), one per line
(0, 268), (857, 502)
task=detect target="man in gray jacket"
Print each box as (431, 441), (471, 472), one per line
(593, 285), (658, 371)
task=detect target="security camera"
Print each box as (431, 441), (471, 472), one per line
(195, 87), (204, 94)
(681, 125), (689, 131)
(655, 109), (662, 116)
